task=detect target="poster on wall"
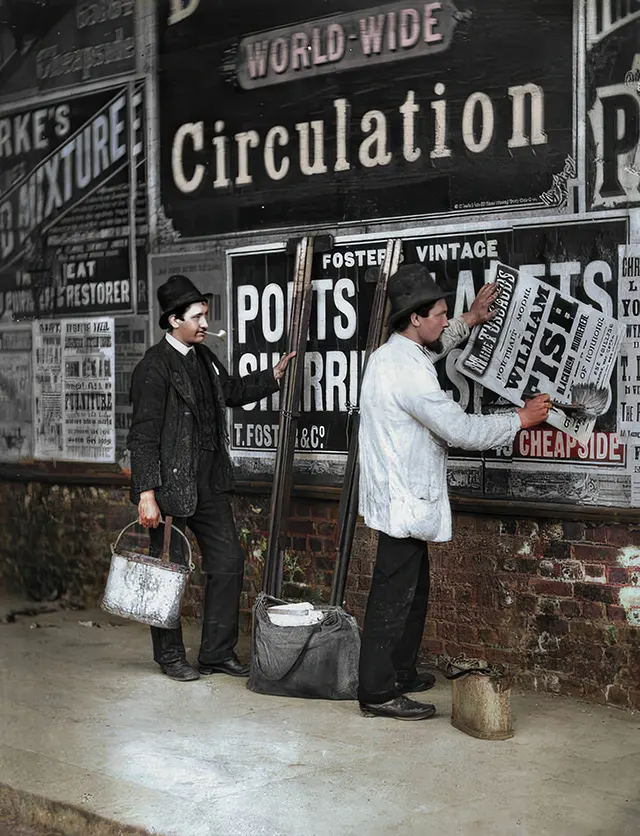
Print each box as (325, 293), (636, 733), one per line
(617, 244), (640, 505)
(114, 316), (147, 470)
(159, 0), (575, 236)
(0, 85), (147, 323)
(62, 317), (115, 461)
(586, 0), (640, 209)
(230, 245), (376, 458)
(406, 220), (629, 506)
(229, 217), (631, 505)
(456, 262), (624, 444)
(0, 328), (33, 461)
(0, 1), (135, 107)
(33, 317), (115, 462)
(33, 319), (63, 459)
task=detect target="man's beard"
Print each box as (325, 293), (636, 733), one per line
(426, 337), (444, 354)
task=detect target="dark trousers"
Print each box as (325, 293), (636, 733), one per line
(149, 454), (244, 667)
(358, 532), (430, 704)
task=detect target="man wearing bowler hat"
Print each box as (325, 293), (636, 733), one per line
(357, 264), (551, 720)
(128, 275), (294, 681)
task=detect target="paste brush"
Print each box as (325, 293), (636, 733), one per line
(523, 383), (609, 420)
(567, 383), (609, 419)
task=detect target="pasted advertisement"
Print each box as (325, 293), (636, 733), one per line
(114, 316), (146, 470)
(33, 319), (63, 458)
(0, 1), (135, 106)
(617, 244), (640, 505)
(230, 246), (376, 456)
(0, 327), (33, 461)
(400, 222), (627, 475)
(0, 85), (147, 322)
(586, 0), (640, 209)
(408, 220), (631, 507)
(230, 218), (631, 505)
(457, 263), (623, 444)
(33, 316), (115, 462)
(160, 0), (574, 235)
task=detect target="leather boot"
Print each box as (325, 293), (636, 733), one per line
(360, 695), (436, 720)
(160, 659), (200, 681)
(150, 623), (187, 665)
(397, 672), (437, 694)
(197, 652), (249, 677)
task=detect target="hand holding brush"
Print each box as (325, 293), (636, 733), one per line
(523, 383), (609, 421)
(517, 393), (552, 427)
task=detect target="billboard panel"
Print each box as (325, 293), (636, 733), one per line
(159, 0), (575, 235)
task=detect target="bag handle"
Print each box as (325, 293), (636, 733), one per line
(252, 592), (328, 682)
(111, 518), (194, 571)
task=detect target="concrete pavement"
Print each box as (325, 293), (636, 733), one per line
(1, 598), (638, 836)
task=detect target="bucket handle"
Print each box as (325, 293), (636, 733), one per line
(111, 517), (194, 571)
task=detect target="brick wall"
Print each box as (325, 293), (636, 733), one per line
(345, 514), (640, 712)
(0, 481), (134, 605)
(1, 479), (638, 710)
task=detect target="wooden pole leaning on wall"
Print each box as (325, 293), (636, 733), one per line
(263, 236), (315, 599)
(127, 80), (138, 315)
(330, 238), (403, 607)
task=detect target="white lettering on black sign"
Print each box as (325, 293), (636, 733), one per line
(171, 84), (548, 195)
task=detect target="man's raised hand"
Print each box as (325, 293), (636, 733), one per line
(518, 393), (552, 429)
(463, 282), (500, 328)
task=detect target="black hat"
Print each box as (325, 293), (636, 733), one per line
(387, 264), (452, 329)
(157, 274), (211, 329)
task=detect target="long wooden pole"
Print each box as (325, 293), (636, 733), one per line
(263, 237), (315, 598)
(127, 80), (138, 315)
(330, 239), (402, 607)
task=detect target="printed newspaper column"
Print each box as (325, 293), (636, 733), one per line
(33, 321), (63, 459)
(63, 318), (115, 463)
(33, 318), (116, 462)
(618, 245), (640, 507)
(115, 317), (147, 470)
(0, 329), (33, 461)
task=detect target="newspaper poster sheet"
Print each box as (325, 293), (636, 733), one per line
(0, 328), (33, 461)
(456, 263), (624, 445)
(617, 245), (640, 506)
(33, 318), (115, 463)
(63, 318), (115, 463)
(115, 317), (148, 471)
(33, 321), (63, 459)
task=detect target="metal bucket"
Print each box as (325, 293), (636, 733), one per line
(101, 517), (194, 629)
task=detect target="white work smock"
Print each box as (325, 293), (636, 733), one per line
(358, 323), (521, 542)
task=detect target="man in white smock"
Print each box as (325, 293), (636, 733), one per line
(357, 264), (551, 720)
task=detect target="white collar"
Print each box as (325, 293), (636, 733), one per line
(388, 332), (437, 363)
(389, 332), (423, 351)
(165, 332), (193, 356)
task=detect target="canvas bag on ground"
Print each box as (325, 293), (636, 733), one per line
(248, 593), (361, 700)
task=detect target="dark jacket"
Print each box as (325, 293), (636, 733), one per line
(128, 338), (278, 516)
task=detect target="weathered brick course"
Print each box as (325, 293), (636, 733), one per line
(1, 481), (638, 710)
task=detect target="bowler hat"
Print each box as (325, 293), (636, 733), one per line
(157, 274), (211, 329)
(387, 264), (452, 328)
